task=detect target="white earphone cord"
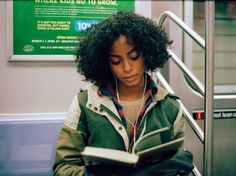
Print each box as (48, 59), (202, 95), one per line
(115, 74), (147, 144)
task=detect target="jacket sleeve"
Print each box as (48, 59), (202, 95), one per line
(172, 101), (185, 149)
(53, 95), (87, 176)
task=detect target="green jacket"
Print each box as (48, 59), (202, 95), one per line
(53, 84), (185, 176)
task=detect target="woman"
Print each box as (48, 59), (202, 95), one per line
(53, 11), (193, 176)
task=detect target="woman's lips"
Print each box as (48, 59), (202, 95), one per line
(123, 75), (137, 82)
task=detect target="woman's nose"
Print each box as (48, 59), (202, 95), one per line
(123, 59), (132, 72)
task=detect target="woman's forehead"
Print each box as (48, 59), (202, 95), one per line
(110, 35), (135, 52)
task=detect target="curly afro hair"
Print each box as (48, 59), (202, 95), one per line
(75, 11), (172, 85)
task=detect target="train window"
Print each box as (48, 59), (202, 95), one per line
(192, 1), (236, 94)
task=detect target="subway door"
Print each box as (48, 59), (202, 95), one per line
(183, 1), (236, 175)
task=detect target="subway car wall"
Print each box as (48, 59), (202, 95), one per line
(1, 1), (236, 176)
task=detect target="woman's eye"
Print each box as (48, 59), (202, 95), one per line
(129, 51), (140, 61)
(109, 57), (121, 65)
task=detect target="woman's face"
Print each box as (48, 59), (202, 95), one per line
(108, 35), (145, 88)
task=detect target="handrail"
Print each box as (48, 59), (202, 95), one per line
(204, 2), (215, 176)
(155, 71), (204, 143)
(168, 49), (236, 99)
(157, 10), (207, 176)
(169, 49), (236, 100)
(192, 166), (202, 176)
(154, 71), (202, 176)
(156, 9), (216, 176)
(214, 94), (236, 99)
(158, 10), (236, 100)
(158, 10), (205, 49)
(167, 49), (205, 97)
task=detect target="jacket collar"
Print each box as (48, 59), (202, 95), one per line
(86, 81), (170, 114)
(153, 85), (170, 102)
(86, 84), (120, 118)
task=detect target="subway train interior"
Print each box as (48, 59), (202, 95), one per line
(0, 1), (236, 176)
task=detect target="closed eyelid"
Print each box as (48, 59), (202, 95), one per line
(108, 55), (121, 64)
(128, 51), (140, 59)
(108, 55), (121, 60)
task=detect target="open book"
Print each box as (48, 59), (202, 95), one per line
(81, 127), (184, 167)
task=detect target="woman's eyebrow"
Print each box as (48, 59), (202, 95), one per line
(127, 47), (137, 55)
(108, 47), (137, 58)
(108, 54), (120, 58)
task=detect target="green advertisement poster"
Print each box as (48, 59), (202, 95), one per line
(13, 0), (134, 59)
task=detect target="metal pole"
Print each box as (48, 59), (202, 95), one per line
(204, 1), (215, 176)
(158, 10), (205, 49)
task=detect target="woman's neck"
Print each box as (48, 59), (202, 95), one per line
(118, 76), (146, 101)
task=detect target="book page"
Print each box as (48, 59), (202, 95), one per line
(81, 147), (139, 166)
(137, 137), (184, 160)
(133, 127), (171, 153)
(81, 128), (183, 166)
